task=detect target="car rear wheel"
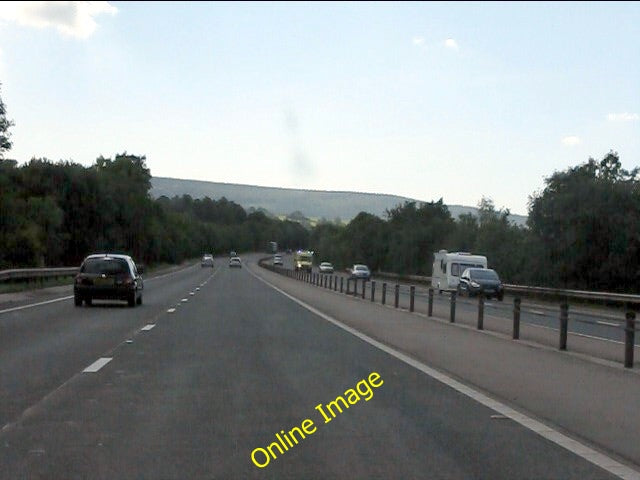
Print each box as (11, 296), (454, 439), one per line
(128, 292), (136, 307)
(137, 294), (142, 305)
(85, 297), (92, 306)
(74, 295), (82, 307)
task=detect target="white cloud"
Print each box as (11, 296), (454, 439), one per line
(607, 112), (639, 122)
(0, 1), (117, 39)
(561, 136), (581, 146)
(412, 36), (426, 47)
(444, 38), (459, 50)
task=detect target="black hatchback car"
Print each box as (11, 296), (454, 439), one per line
(457, 268), (504, 301)
(74, 254), (144, 307)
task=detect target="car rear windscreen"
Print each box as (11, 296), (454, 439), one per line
(470, 269), (499, 280)
(82, 258), (129, 275)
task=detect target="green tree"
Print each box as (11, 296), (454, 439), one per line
(0, 83), (14, 158)
(528, 151), (640, 291)
(385, 200), (454, 274)
(471, 197), (528, 282)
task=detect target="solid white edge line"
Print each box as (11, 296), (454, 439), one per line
(0, 295), (74, 315)
(82, 357), (112, 373)
(247, 266), (640, 480)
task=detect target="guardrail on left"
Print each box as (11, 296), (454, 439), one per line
(0, 267), (79, 283)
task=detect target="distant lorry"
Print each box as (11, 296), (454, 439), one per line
(294, 250), (314, 272)
(431, 250), (487, 293)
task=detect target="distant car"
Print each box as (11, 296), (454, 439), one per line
(319, 262), (334, 273)
(350, 264), (371, 280)
(201, 254), (214, 267)
(273, 255), (283, 266)
(74, 253), (144, 307)
(229, 256), (242, 268)
(286, 249), (292, 254)
(230, 251), (237, 257)
(457, 268), (504, 301)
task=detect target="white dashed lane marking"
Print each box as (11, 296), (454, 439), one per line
(83, 358), (112, 373)
(141, 324), (155, 331)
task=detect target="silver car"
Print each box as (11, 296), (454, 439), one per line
(319, 262), (334, 273)
(201, 254), (214, 267)
(350, 264), (371, 280)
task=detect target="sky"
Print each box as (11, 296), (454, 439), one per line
(0, 1), (638, 216)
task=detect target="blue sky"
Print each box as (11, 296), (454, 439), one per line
(0, 1), (638, 215)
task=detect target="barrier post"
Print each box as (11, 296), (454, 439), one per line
(450, 291), (457, 323)
(625, 311), (636, 368)
(410, 286), (415, 312)
(513, 298), (521, 339)
(559, 302), (569, 350)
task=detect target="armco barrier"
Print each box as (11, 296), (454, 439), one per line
(258, 259), (638, 368)
(0, 267), (79, 283)
(374, 270), (640, 308)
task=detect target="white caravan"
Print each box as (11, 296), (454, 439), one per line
(431, 250), (488, 292)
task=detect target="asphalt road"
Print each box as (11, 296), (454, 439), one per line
(0, 257), (626, 479)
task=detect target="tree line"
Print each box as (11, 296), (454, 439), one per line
(0, 155), (309, 268)
(1, 151), (637, 293)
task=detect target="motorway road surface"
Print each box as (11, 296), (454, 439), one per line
(0, 257), (631, 479)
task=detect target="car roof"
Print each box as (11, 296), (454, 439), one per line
(354, 264), (369, 268)
(84, 253), (132, 261)
(230, 256), (241, 260)
(321, 262), (332, 265)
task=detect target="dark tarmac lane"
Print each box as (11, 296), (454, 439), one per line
(0, 260), (620, 479)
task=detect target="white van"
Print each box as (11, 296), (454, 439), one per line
(431, 250), (488, 293)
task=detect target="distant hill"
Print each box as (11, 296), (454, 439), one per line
(150, 177), (528, 226)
